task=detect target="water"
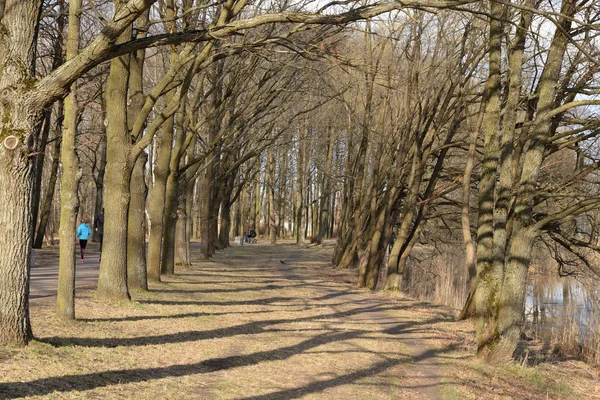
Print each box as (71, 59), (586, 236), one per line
(525, 275), (600, 348)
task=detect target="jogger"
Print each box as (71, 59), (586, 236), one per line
(76, 219), (92, 263)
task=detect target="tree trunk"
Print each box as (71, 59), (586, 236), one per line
(125, 8), (149, 291)
(32, 0), (65, 233)
(92, 136), (106, 242)
(0, 144), (34, 344)
(127, 152), (148, 291)
(146, 113), (174, 282)
(97, 2), (132, 301)
(161, 123), (185, 275)
(267, 149), (276, 244)
(185, 177), (194, 262)
(364, 204), (387, 289)
(0, 0), (41, 345)
(210, 175), (224, 251)
(218, 171), (235, 248)
(32, 109), (52, 235)
(56, 0), (82, 320)
(34, 104), (63, 249)
(200, 162), (214, 257)
(175, 184), (190, 268)
(295, 129), (305, 244)
(317, 130), (333, 244)
(458, 119), (480, 320)
(474, 0), (503, 355)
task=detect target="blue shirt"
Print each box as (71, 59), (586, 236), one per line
(77, 223), (92, 240)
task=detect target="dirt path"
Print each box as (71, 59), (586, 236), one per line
(3, 240), (596, 399)
(3, 240), (446, 399)
(277, 247), (441, 399)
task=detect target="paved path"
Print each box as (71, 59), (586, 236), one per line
(30, 243), (101, 299)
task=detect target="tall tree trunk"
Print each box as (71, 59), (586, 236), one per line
(474, 0), (503, 356)
(127, 152), (148, 290)
(161, 166), (178, 275)
(161, 116), (185, 275)
(185, 177), (194, 261)
(34, 103), (63, 249)
(146, 111), (174, 281)
(0, 144), (34, 344)
(97, 0), (132, 301)
(0, 0), (43, 345)
(32, 110), (52, 234)
(253, 173), (261, 232)
(200, 161), (214, 257)
(218, 171), (235, 248)
(56, 0), (82, 320)
(267, 149), (276, 244)
(126, 9), (150, 291)
(92, 136), (106, 242)
(32, 0), (65, 236)
(210, 173), (225, 251)
(364, 203), (388, 289)
(458, 107), (483, 320)
(317, 128), (334, 244)
(175, 182), (189, 268)
(295, 128), (305, 244)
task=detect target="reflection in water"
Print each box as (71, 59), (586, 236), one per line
(524, 275), (600, 363)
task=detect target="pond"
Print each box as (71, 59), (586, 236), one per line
(524, 275), (600, 362)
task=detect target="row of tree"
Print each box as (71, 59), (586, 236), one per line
(1, 0), (600, 366)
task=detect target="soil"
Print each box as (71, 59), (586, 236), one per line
(0, 240), (598, 399)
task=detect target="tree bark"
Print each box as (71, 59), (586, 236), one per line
(458, 106), (483, 320)
(127, 152), (148, 290)
(97, 0), (132, 301)
(0, 0), (41, 345)
(267, 149), (276, 244)
(161, 115), (185, 275)
(32, 0), (65, 236)
(295, 127), (305, 244)
(92, 136), (106, 242)
(174, 181), (190, 267)
(34, 103), (63, 249)
(147, 110), (174, 281)
(317, 128), (333, 244)
(56, 0), (82, 321)
(474, 0), (503, 357)
(126, 9), (150, 291)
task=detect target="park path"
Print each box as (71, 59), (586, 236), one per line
(30, 242), (101, 299)
(17, 240), (446, 399)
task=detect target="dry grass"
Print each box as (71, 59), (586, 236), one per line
(0, 240), (597, 399)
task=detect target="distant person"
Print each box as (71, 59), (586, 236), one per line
(248, 229), (257, 244)
(77, 219), (92, 263)
(388, 231), (396, 254)
(94, 208), (104, 261)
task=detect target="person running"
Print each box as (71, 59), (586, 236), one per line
(94, 208), (104, 262)
(77, 219), (92, 263)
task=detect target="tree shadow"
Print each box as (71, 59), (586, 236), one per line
(1, 327), (454, 399)
(239, 358), (403, 400)
(151, 282), (306, 295)
(138, 296), (301, 307)
(41, 304), (384, 348)
(80, 310), (276, 323)
(2, 330), (371, 398)
(42, 303), (450, 352)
